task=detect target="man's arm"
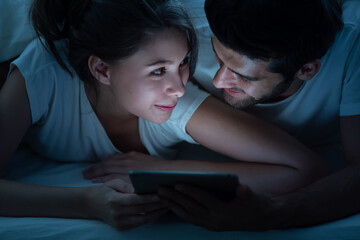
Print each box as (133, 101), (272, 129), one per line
(272, 115), (360, 228)
(158, 115), (360, 230)
(273, 167), (360, 228)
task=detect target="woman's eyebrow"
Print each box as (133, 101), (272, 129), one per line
(146, 60), (173, 66)
(146, 50), (191, 66)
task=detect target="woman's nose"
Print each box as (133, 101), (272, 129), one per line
(166, 73), (186, 97)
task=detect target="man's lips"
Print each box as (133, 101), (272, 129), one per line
(224, 88), (245, 97)
(155, 103), (177, 112)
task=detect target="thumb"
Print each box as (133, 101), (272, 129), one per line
(235, 183), (253, 200)
(107, 179), (134, 193)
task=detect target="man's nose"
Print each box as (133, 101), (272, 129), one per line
(213, 66), (238, 89)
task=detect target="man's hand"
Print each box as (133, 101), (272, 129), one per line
(83, 152), (170, 183)
(158, 183), (277, 231)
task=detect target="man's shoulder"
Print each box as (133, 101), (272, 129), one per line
(342, 0), (360, 26)
(325, 0), (360, 63)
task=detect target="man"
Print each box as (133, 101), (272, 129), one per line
(158, 0), (360, 231)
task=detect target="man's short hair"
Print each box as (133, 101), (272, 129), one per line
(205, 0), (344, 80)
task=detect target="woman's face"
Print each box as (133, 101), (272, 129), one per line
(107, 28), (190, 123)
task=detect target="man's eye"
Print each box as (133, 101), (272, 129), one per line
(215, 55), (223, 66)
(239, 76), (250, 83)
(152, 68), (166, 76)
(180, 56), (189, 68)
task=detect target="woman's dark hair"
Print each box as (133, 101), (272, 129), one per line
(205, 0), (344, 80)
(30, 0), (198, 87)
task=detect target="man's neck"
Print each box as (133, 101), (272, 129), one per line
(263, 78), (305, 104)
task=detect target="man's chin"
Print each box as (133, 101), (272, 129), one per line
(223, 92), (257, 109)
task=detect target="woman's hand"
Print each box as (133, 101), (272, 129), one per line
(83, 152), (170, 183)
(86, 179), (168, 230)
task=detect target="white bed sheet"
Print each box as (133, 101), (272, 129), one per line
(1, 147), (360, 240)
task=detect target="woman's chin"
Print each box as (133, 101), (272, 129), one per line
(146, 114), (171, 124)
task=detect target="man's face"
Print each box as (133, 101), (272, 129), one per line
(212, 36), (292, 109)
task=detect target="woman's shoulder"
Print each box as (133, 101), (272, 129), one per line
(12, 38), (70, 80)
(10, 38), (81, 124)
(169, 81), (210, 123)
(140, 81), (210, 140)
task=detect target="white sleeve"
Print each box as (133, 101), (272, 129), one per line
(139, 81), (210, 159)
(164, 81), (210, 143)
(10, 40), (61, 124)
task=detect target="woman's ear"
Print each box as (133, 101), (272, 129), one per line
(294, 59), (321, 81)
(88, 56), (111, 85)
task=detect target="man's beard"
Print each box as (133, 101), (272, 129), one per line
(222, 90), (258, 109)
(222, 79), (293, 109)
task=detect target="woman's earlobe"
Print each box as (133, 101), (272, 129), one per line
(88, 56), (111, 85)
(295, 59), (321, 81)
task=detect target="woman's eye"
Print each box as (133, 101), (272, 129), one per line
(180, 56), (189, 69)
(152, 68), (166, 76)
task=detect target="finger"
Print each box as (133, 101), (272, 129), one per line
(83, 163), (128, 179)
(159, 196), (203, 226)
(142, 207), (169, 223)
(83, 165), (108, 179)
(92, 174), (130, 183)
(107, 179), (134, 193)
(174, 184), (221, 208)
(113, 208), (169, 231)
(120, 202), (167, 215)
(120, 193), (161, 205)
(157, 187), (207, 216)
(83, 153), (131, 179)
(235, 183), (254, 201)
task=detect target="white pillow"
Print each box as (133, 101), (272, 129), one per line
(182, 0), (220, 97)
(0, 0), (36, 62)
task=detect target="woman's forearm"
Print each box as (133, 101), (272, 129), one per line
(164, 159), (315, 196)
(0, 179), (93, 218)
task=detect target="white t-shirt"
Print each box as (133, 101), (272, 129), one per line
(11, 39), (209, 162)
(189, 0), (360, 146)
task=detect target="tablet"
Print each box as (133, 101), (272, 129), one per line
(129, 170), (239, 200)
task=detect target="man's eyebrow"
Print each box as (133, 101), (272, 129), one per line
(146, 50), (191, 67)
(229, 69), (259, 81)
(211, 38), (259, 81)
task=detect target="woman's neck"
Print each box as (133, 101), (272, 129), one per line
(84, 82), (147, 153)
(84, 82), (135, 123)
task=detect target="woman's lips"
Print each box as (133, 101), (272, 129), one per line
(155, 103), (177, 112)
